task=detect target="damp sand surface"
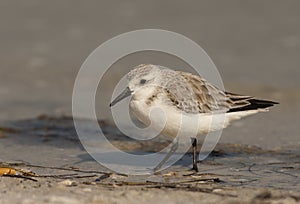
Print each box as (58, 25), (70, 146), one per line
(0, 116), (299, 204)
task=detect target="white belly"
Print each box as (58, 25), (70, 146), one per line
(130, 99), (267, 139)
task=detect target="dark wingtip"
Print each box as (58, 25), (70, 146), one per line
(253, 99), (279, 106)
(228, 99), (279, 113)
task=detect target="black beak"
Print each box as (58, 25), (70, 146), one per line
(110, 87), (132, 107)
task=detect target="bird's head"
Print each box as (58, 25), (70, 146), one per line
(110, 64), (162, 107)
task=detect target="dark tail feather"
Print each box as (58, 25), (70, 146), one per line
(228, 99), (279, 113)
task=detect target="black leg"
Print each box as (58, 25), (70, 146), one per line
(154, 140), (178, 173)
(191, 138), (199, 172)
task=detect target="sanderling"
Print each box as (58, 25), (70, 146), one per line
(110, 64), (278, 172)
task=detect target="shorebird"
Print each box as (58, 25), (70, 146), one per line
(110, 64), (278, 172)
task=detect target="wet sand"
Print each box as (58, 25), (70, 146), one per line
(0, 116), (299, 204)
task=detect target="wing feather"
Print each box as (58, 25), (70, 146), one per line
(174, 71), (277, 114)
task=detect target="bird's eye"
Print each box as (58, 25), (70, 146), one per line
(140, 79), (146, 84)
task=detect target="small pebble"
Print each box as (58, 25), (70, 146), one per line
(59, 179), (77, 187)
(212, 189), (223, 193)
(82, 188), (92, 192)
